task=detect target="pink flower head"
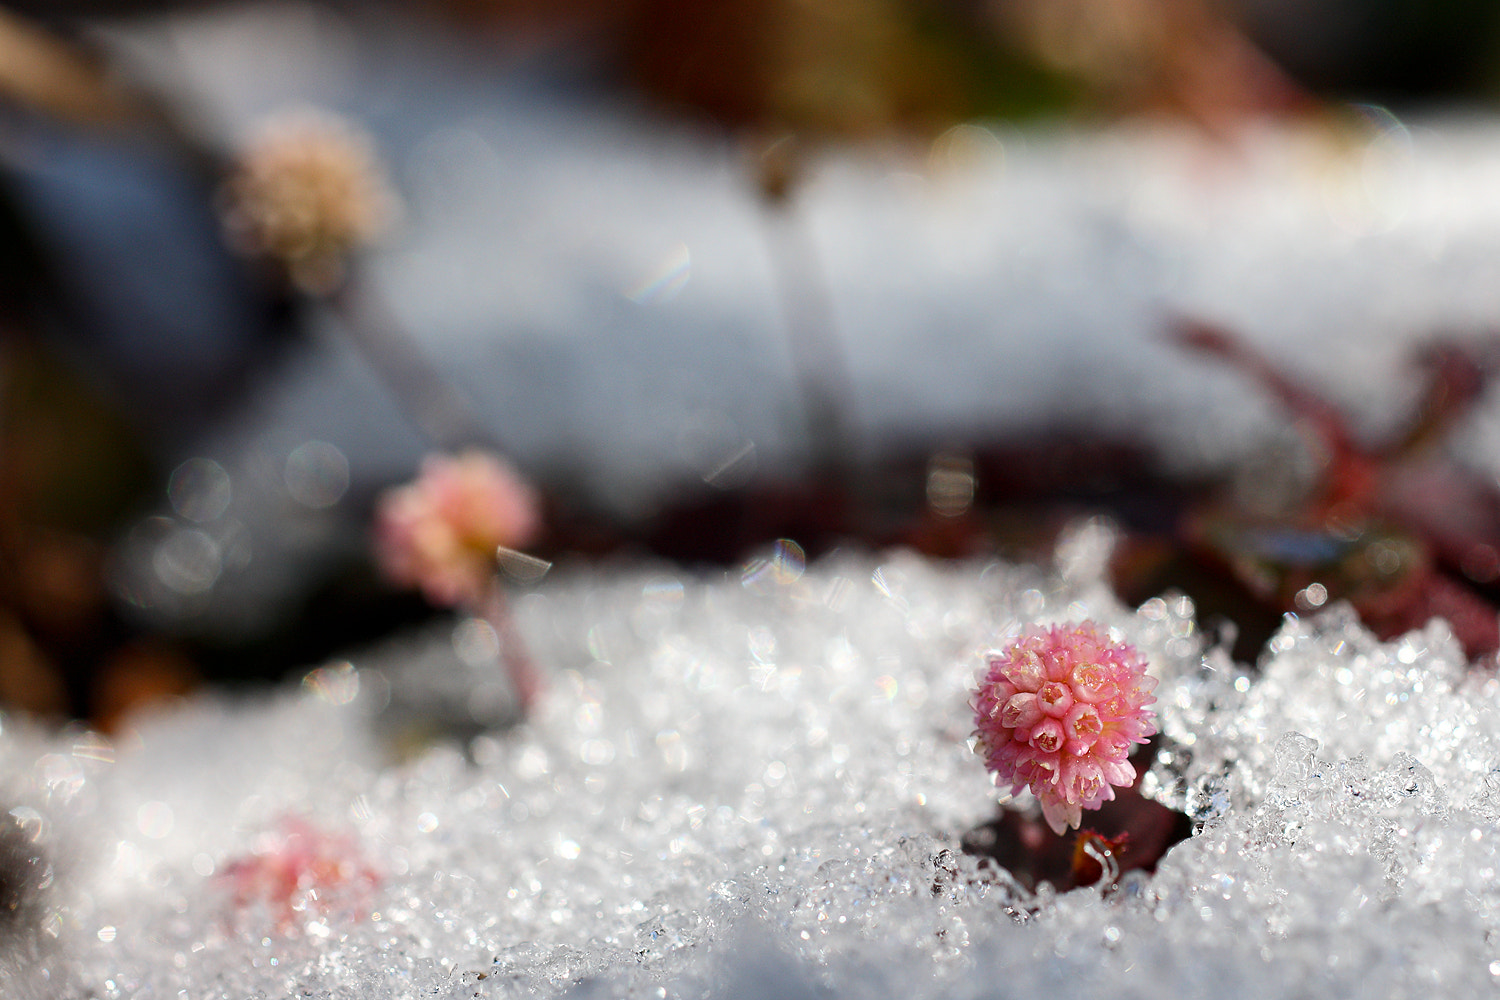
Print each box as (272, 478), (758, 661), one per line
(375, 449), (541, 607)
(972, 621), (1157, 835)
(218, 815), (379, 933)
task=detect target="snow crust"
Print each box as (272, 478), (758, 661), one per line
(7, 527), (1500, 998)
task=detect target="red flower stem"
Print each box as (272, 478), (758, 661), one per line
(331, 275), (501, 453)
(757, 193), (858, 473)
(481, 576), (542, 715)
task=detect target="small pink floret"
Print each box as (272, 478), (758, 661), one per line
(374, 449), (541, 607)
(972, 621), (1157, 835)
(218, 815), (379, 933)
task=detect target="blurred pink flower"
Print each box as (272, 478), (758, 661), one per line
(218, 815), (379, 933)
(375, 450), (541, 607)
(973, 621), (1157, 835)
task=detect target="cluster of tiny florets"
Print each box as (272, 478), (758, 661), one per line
(972, 621), (1157, 834)
(223, 109), (394, 292)
(374, 450), (541, 608)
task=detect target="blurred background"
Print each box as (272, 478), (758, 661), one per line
(7, 0), (1500, 728)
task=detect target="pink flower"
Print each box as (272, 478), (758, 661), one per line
(972, 621), (1157, 835)
(218, 815), (379, 933)
(374, 450), (541, 607)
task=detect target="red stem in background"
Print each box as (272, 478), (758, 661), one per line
(481, 576), (542, 716)
(331, 275), (502, 454)
(758, 193), (859, 474)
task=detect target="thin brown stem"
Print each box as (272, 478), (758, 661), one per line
(480, 576), (542, 717)
(757, 193), (859, 474)
(330, 275), (501, 453)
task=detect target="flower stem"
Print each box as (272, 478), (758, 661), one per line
(330, 275), (500, 453)
(480, 576), (542, 717)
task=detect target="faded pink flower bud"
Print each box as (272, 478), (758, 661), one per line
(223, 108), (395, 293)
(374, 450), (541, 608)
(972, 621), (1157, 835)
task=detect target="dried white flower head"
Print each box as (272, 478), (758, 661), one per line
(222, 108), (395, 293)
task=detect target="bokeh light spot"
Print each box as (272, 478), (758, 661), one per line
(302, 661), (361, 705)
(285, 441), (350, 508)
(626, 243), (691, 304)
(168, 458), (233, 523)
(742, 539), (806, 590)
(153, 527), (222, 596)
(136, 801), (174, 839)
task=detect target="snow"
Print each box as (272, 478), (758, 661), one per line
(7, 527), (1500, 998)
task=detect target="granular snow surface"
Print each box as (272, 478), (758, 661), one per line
(7, 527), (1500, 998)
